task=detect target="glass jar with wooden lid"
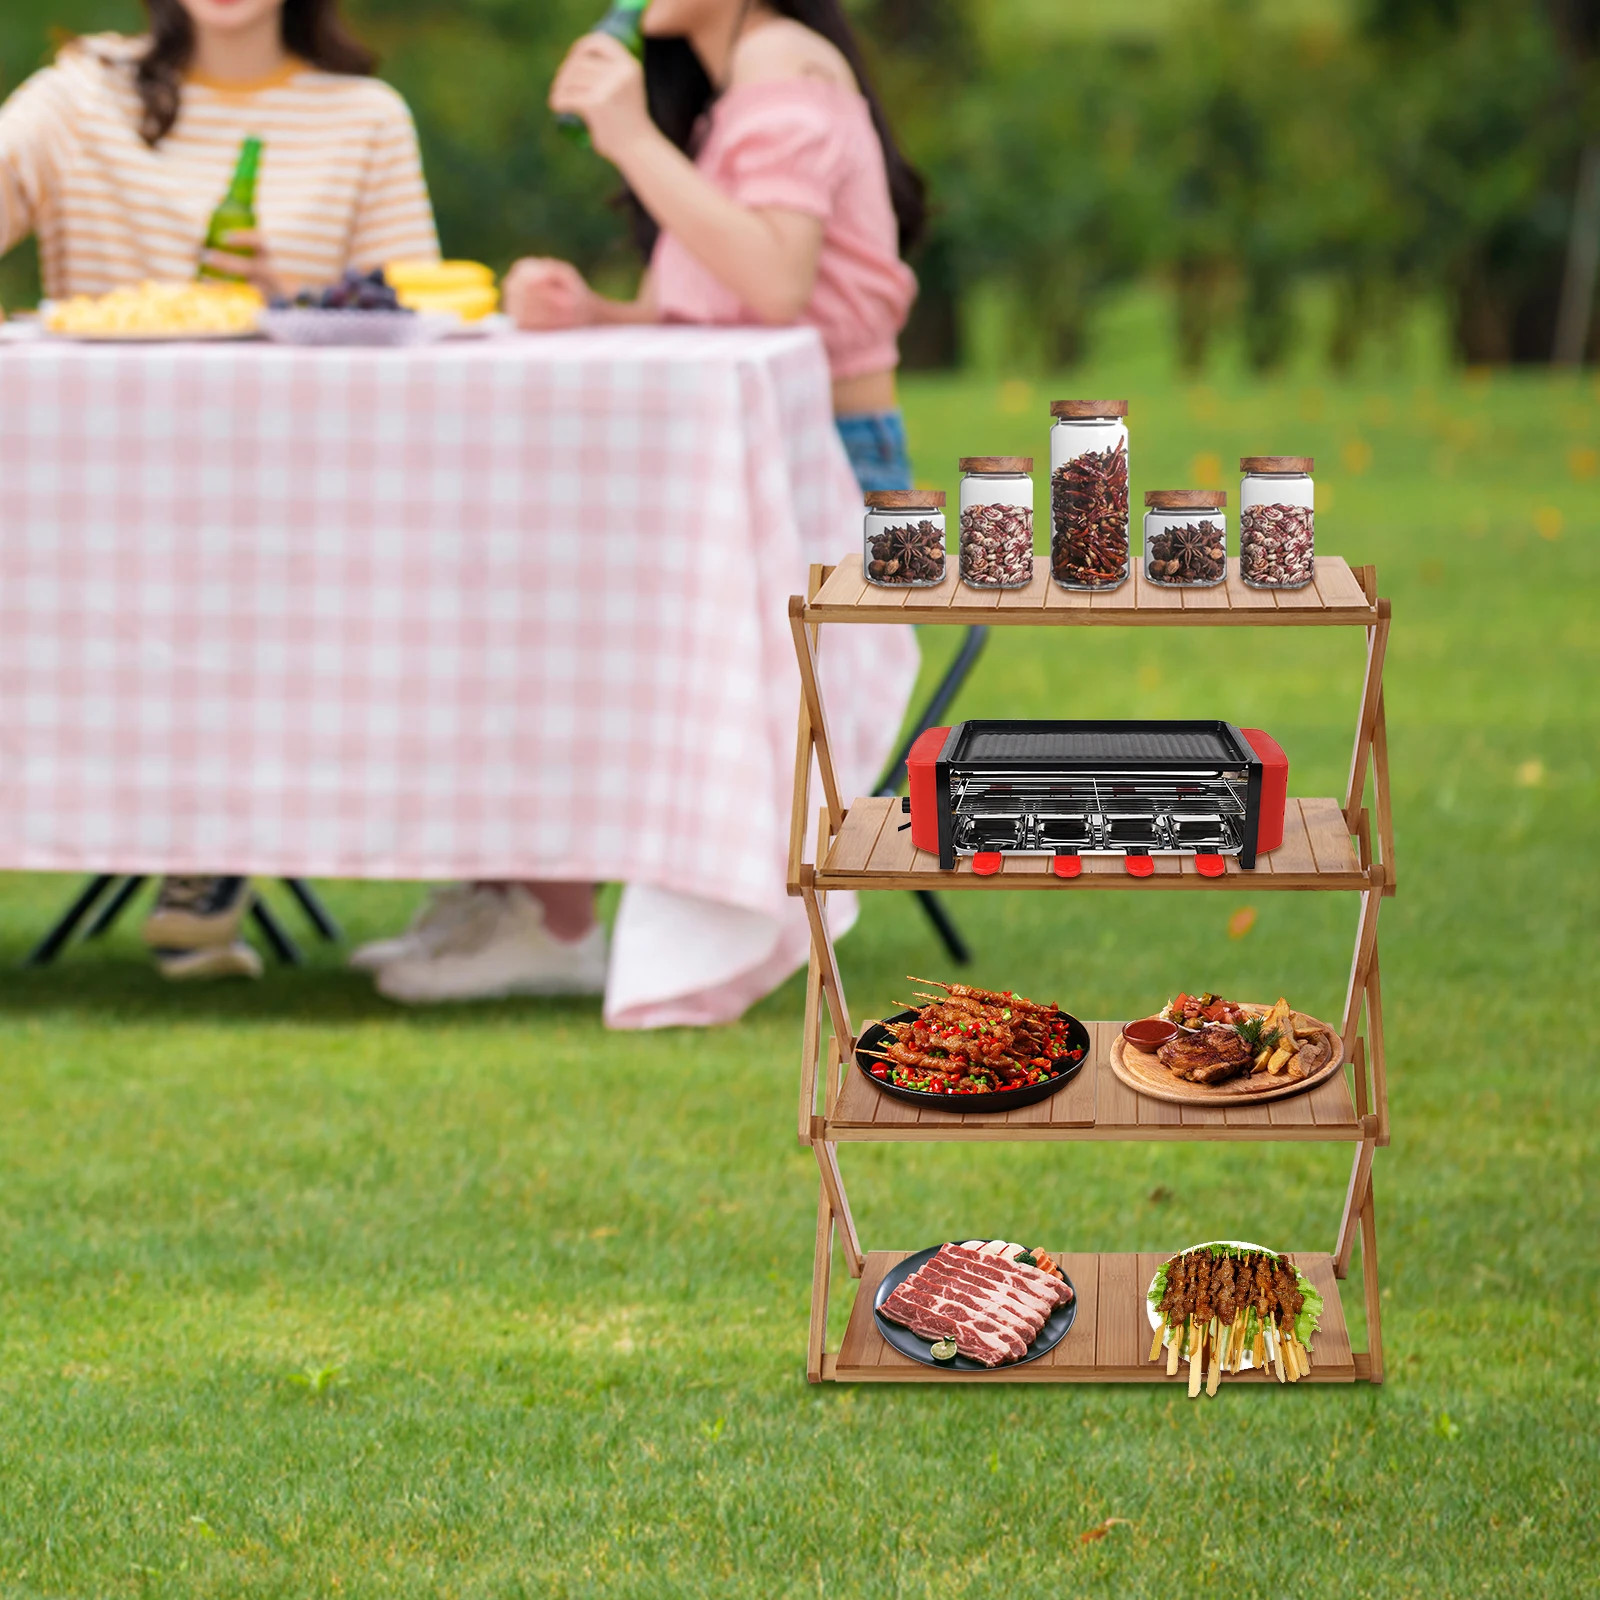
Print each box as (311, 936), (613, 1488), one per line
(1143, 490), (1228, 587)
(958, 456), (1034, 589)
(1239, 456), (1315, 589)
(863, 490), (947, 587)
(1049, 400), (1130, 589)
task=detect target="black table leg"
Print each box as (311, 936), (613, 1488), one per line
(912, 889), (972, 966)
(873, 625), (990, 970)
(85, 875), (148, 939)
(24, 875), (116, 967)
(250, 895), (302, 965)
(282, 879), (341, 942)
(874, 625), (990, 797)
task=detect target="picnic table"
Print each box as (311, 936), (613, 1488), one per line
(0, 324), (918, 1025)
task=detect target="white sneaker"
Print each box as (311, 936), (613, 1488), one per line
(143, 875), (252, 950)
(155, 939), (264, 981)
(375, 887), (607, 1004)
(348, 883), (482, 972)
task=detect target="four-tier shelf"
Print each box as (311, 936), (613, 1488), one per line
(787, 555), (1393, 1385)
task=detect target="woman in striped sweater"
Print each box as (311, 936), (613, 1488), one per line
(0, 0), (440, 978)
(0, 0), (439, 304)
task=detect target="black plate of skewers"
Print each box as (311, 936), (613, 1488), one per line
(854, 982), (1091, 1113)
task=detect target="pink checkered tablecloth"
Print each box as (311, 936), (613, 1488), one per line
(0, 325), (919, 1025)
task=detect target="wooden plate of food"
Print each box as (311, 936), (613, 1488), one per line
(873, 1239), (1078, 1370)
(855, 978), (1090, 1113)
(1109, 994), (1343, 1107)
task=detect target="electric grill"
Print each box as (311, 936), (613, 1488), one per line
(904, 720), (1287, 871)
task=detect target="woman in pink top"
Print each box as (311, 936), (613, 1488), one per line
(367, 1), (926, 1005)
(506, 0), (923, 469)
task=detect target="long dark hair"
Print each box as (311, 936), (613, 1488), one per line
(133, 0), (376, 145)
(629, 0), (927, 260)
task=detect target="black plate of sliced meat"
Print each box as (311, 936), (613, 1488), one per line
(855, 1010), (1090, 1113)
(873, 1240), (1077, 1370)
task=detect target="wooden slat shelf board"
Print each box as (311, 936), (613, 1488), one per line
(807, 556), (1376, 627)
(816, 796), (1367, 892)
(829, 1250), (1359, 1383)
(826, 1021), (1362, 1142)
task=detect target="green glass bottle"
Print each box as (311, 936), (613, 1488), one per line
(556, 0), (649, 146)
(197, 136), (262, 280)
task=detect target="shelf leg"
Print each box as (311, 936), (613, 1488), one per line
(798, 949), (823, 1147)
(1366, 952), (1390, 1147)
(799, 878), (853, 1053)
(1371, 686), (1396, 893)
(807, 1182), (834, 1384)
(1360, 1166), (1385, 1383)
(788, 595), (845, 835)
(1344, 600), (1390, 836)
(1340, 890), (1380, 1061)
(1334, 1138), (1375, 1279)
(813, 1137), (863, 1279)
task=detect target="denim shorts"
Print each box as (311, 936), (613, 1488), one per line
(836, 409), (912, 494)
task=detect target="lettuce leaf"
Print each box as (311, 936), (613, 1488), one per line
(1148, 1262), (1170, 1310)
(1294, 1271), (1324, 1344)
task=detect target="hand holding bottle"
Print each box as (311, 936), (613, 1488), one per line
(549, 33), (655, 164)
(199, 230), (289, 299)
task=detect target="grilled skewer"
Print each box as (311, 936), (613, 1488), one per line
(1152, 1246), (1316, 1395)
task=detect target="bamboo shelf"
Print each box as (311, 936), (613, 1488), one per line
(788, 559), (1394, 1388)
(820, 1020), (1369, 1143)
(807, 555), (1378, 628)
(830, 1251), (1364, 1384)
(815, 795), (1369, 892)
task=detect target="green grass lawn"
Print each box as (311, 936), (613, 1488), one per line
(1, 353), (1596, 1598)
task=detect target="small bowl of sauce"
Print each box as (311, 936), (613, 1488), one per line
(1122, 1018), (1179, 1053)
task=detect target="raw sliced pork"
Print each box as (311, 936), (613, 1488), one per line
(879, 1239), (1075, 1367)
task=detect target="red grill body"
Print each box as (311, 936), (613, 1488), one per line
(901, 720), (1289, 871)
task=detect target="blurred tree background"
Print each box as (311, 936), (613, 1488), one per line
(2, 0), (1596, 367)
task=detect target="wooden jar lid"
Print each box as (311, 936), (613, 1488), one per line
(1050, 400), (1129, 419)
(958, 456), (1033, 473)
(864, 489), (945, 510)
(1145, 490), (1227, 510)
(1240, 456), (1313, 473)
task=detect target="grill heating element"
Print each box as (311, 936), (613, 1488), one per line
(905, 721), (1288, 871)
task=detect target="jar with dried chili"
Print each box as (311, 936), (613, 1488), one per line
(1049, 400), (1130, 589)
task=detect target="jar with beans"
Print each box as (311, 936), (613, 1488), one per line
(1049, 400), (1130, 589)
(958, 457), (1034, 588)
(1143, 491), (1228, 588)
(1239, 457), (1314, 589)
(863, 490), (947, 587)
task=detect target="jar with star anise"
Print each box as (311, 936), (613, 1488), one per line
(958, 457), (1034, 588)
(1049, 400), (1130, 589)
(1143, 490), (1228, 587)
(863, 490), (947, 587)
